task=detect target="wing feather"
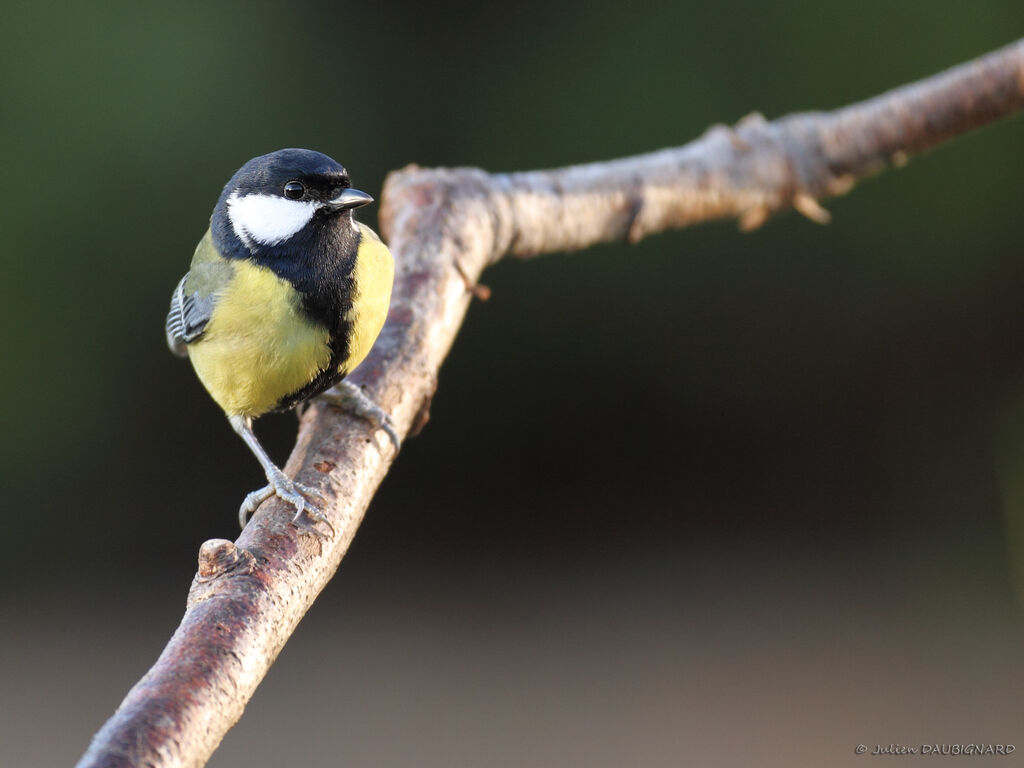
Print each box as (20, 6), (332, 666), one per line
(165, 272), (216, 356)
(166, 230), (233, 356)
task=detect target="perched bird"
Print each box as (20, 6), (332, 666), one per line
(166, 148), (396, 532)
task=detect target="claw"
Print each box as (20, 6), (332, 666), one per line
(288, 482), (334, 537)
(320, 381), (401, 453)
(376, 420), (401, 452)
(237, 472), (334, 537)
(239, 484), (275, 529)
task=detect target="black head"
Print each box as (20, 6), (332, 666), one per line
(211, 148), (373, 258)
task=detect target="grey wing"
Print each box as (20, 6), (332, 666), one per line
(165, 273), (215, 356)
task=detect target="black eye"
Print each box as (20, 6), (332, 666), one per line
(283, 181), (305, 200)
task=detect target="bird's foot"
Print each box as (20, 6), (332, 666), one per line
(320, 381), (401, 453)
(238, 471), (333, 538)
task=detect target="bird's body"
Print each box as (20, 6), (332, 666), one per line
(166, 149), (395, 531)
(180, 221), (392, 417)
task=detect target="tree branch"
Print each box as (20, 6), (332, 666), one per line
(77, 39), (1024, 768)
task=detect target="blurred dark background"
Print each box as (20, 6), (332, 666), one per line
(3, 2), (1024, 766)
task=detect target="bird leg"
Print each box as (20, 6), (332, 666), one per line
(229, 414), (332, 536)
(319, 381), (401, 453)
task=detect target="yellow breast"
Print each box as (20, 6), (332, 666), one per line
(341, 222), (394, 374)
(188, 259), (331, 417)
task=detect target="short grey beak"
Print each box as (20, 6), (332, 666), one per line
(326, 187), (374, 211)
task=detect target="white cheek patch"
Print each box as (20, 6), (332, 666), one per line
(227, 191), (318, 247)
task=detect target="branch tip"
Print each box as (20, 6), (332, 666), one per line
(793, 193), (832, 225)
(738, 206), (770, 232)
(454, 259), (492, 300)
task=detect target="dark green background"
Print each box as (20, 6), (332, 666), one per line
(3, 3), (1023, 766)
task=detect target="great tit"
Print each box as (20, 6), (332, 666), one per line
(166, 148), (395, 532)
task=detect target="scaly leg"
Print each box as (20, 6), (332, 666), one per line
(230, 414), (332, 536)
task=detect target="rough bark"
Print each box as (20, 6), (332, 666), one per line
(77, 38), (1024, 768)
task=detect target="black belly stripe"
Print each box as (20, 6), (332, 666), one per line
(239, 212), (362, 412)
(272, 367), (348, 412)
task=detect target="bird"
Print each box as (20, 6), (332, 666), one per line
(165, 148), (396, 534)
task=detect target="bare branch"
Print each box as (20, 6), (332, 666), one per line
(77, 39), (1024, 768)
